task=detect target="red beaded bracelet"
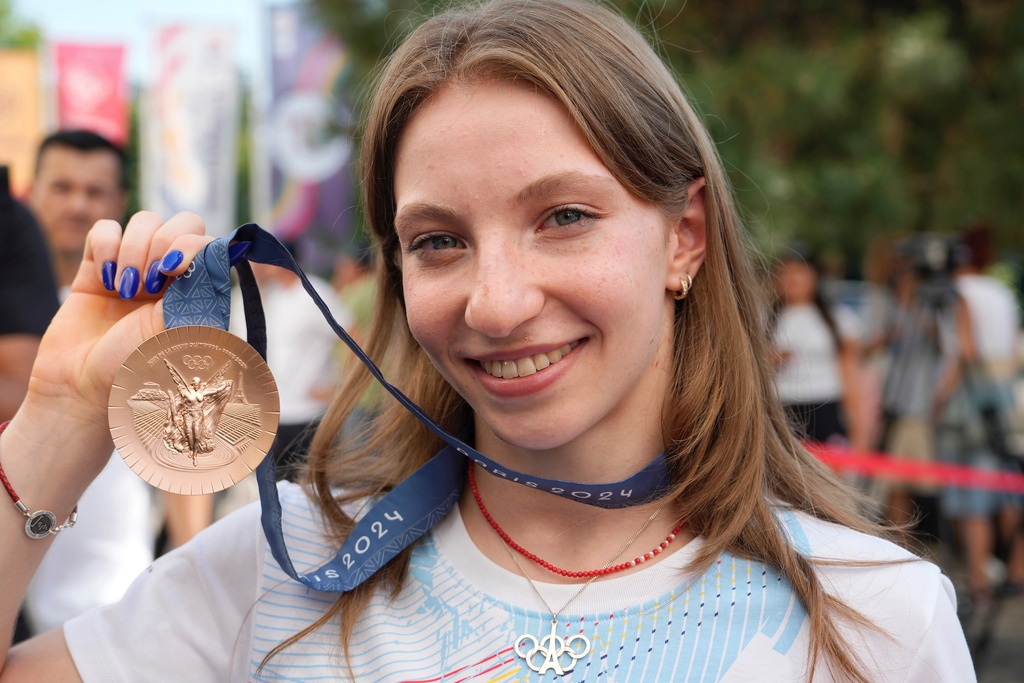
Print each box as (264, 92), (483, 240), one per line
(0, 420), (79, 539)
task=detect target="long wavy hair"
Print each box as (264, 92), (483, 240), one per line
(273, 1), (886, 680)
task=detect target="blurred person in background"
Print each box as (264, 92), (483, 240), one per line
(877, 235), (972, 546)
(0, 167), (60, 423)
(231, 242), (353, 482)
(939, 223), (1024, 615)
(29, 131), (128, 298)
(771, 244), (868, 453)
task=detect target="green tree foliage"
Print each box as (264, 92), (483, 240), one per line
(0, 0), (40, 49)
(309, 0), (1024, 271)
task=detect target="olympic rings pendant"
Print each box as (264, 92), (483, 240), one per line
(514, 619), (591, 674)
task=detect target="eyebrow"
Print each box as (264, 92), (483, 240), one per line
(394, 203), (464, 235)
(512, 171), (619, 206)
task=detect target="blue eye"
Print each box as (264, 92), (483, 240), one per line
(410, 233), (460, 251)
(553, 208), (584, 226)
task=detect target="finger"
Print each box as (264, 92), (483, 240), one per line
(82, 219), (128, 293)
(114, 211), (168, 300)
(141, 212), (212, 295)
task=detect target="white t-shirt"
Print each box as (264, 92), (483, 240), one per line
(774, 304), (862, 404)
(957, 273), (1020, 363)
(64, 482), (973, 682)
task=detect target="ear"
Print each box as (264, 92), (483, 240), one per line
(665, 177), (707, 293)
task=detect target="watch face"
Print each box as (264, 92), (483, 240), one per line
(26, 510), (57, 539)
(109, 325), (280, 495)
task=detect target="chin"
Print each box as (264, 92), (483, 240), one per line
(478, 416), (586, 453)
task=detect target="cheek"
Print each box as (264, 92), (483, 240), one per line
(403, 274), (457, 361)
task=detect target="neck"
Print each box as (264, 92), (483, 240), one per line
(460, 462), (691, 585)
(471, 411), (665, 487)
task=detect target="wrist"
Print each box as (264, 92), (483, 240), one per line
(0, 401), (113, 525)
(0, 421), (80, 539)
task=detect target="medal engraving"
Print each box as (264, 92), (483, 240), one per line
(514, 620), (590, 674)
(110, 326), (279, 494)
(26, 510), (57, 539)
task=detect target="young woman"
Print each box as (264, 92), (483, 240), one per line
(771, 246), (868, 451)
(0, 1), (971, 681)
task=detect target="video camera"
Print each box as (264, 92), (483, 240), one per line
(895, 233), (969, 281)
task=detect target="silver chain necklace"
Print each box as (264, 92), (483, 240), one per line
(501, 504), (666, 675)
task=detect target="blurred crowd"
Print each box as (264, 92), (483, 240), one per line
(769, 225), (1024, 626)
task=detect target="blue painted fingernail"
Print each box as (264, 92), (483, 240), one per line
(159, 250), (184, 273)
(228, 241), (252, 266)
(145, 259), (167, 294)
(118, 267), (139, 300)
(101, 260), (117, 291)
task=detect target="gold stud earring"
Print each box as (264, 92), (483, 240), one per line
(673, 274), (692, 301)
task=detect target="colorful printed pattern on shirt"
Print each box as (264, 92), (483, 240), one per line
(248, 489), (809, 682)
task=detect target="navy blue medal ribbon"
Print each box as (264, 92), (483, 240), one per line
(163, 224), (672, 592)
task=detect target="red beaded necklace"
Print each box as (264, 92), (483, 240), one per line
(467, 464), (685, 579)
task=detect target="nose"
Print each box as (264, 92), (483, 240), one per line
(67, 189), (92, 217)
(463, 245), (544, 338)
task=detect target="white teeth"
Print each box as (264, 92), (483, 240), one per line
(480, 340), (579, 379)
(517, 356), (538, 376)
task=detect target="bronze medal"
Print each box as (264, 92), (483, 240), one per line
(109, 326), (280, 494)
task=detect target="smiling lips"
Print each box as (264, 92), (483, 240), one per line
(479, 341), (580, 379)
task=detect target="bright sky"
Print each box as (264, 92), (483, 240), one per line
(10, 0), (290, 82)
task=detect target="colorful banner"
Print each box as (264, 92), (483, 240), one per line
(0, 50), (43, 198)
(262, 4), (354, 270)
(54, 43), (128, 146)
(143, 26), (240, 238)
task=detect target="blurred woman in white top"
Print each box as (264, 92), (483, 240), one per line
(772, 245), (867, 452)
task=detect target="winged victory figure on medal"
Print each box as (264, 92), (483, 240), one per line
(160, 359), (234, 465)
(125, 357), (265, 471)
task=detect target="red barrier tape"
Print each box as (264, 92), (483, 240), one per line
(806, 444), (1024, 495)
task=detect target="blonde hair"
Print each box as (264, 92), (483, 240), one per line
(277, 1), (887, 680)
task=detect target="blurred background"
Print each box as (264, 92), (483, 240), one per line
(2, 0), (1023, 680)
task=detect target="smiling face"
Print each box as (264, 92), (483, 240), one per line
(393, 81), (704, 478)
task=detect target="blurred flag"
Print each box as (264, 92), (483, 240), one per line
(0, 50), (43, 197)
(261, 4), (354, 264)
(54, 43), (128, 146)
(143, 25), (240, 238)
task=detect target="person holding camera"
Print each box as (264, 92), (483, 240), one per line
(943, 223), (1024, 615)
(877, 236), (973, 543)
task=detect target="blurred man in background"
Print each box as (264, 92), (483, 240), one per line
(29, 130), (128, 295)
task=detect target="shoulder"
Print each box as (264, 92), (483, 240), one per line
(778, 508), (951, 619)
(959, 273), (1015, 304)
(777, 509), (972, 678)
